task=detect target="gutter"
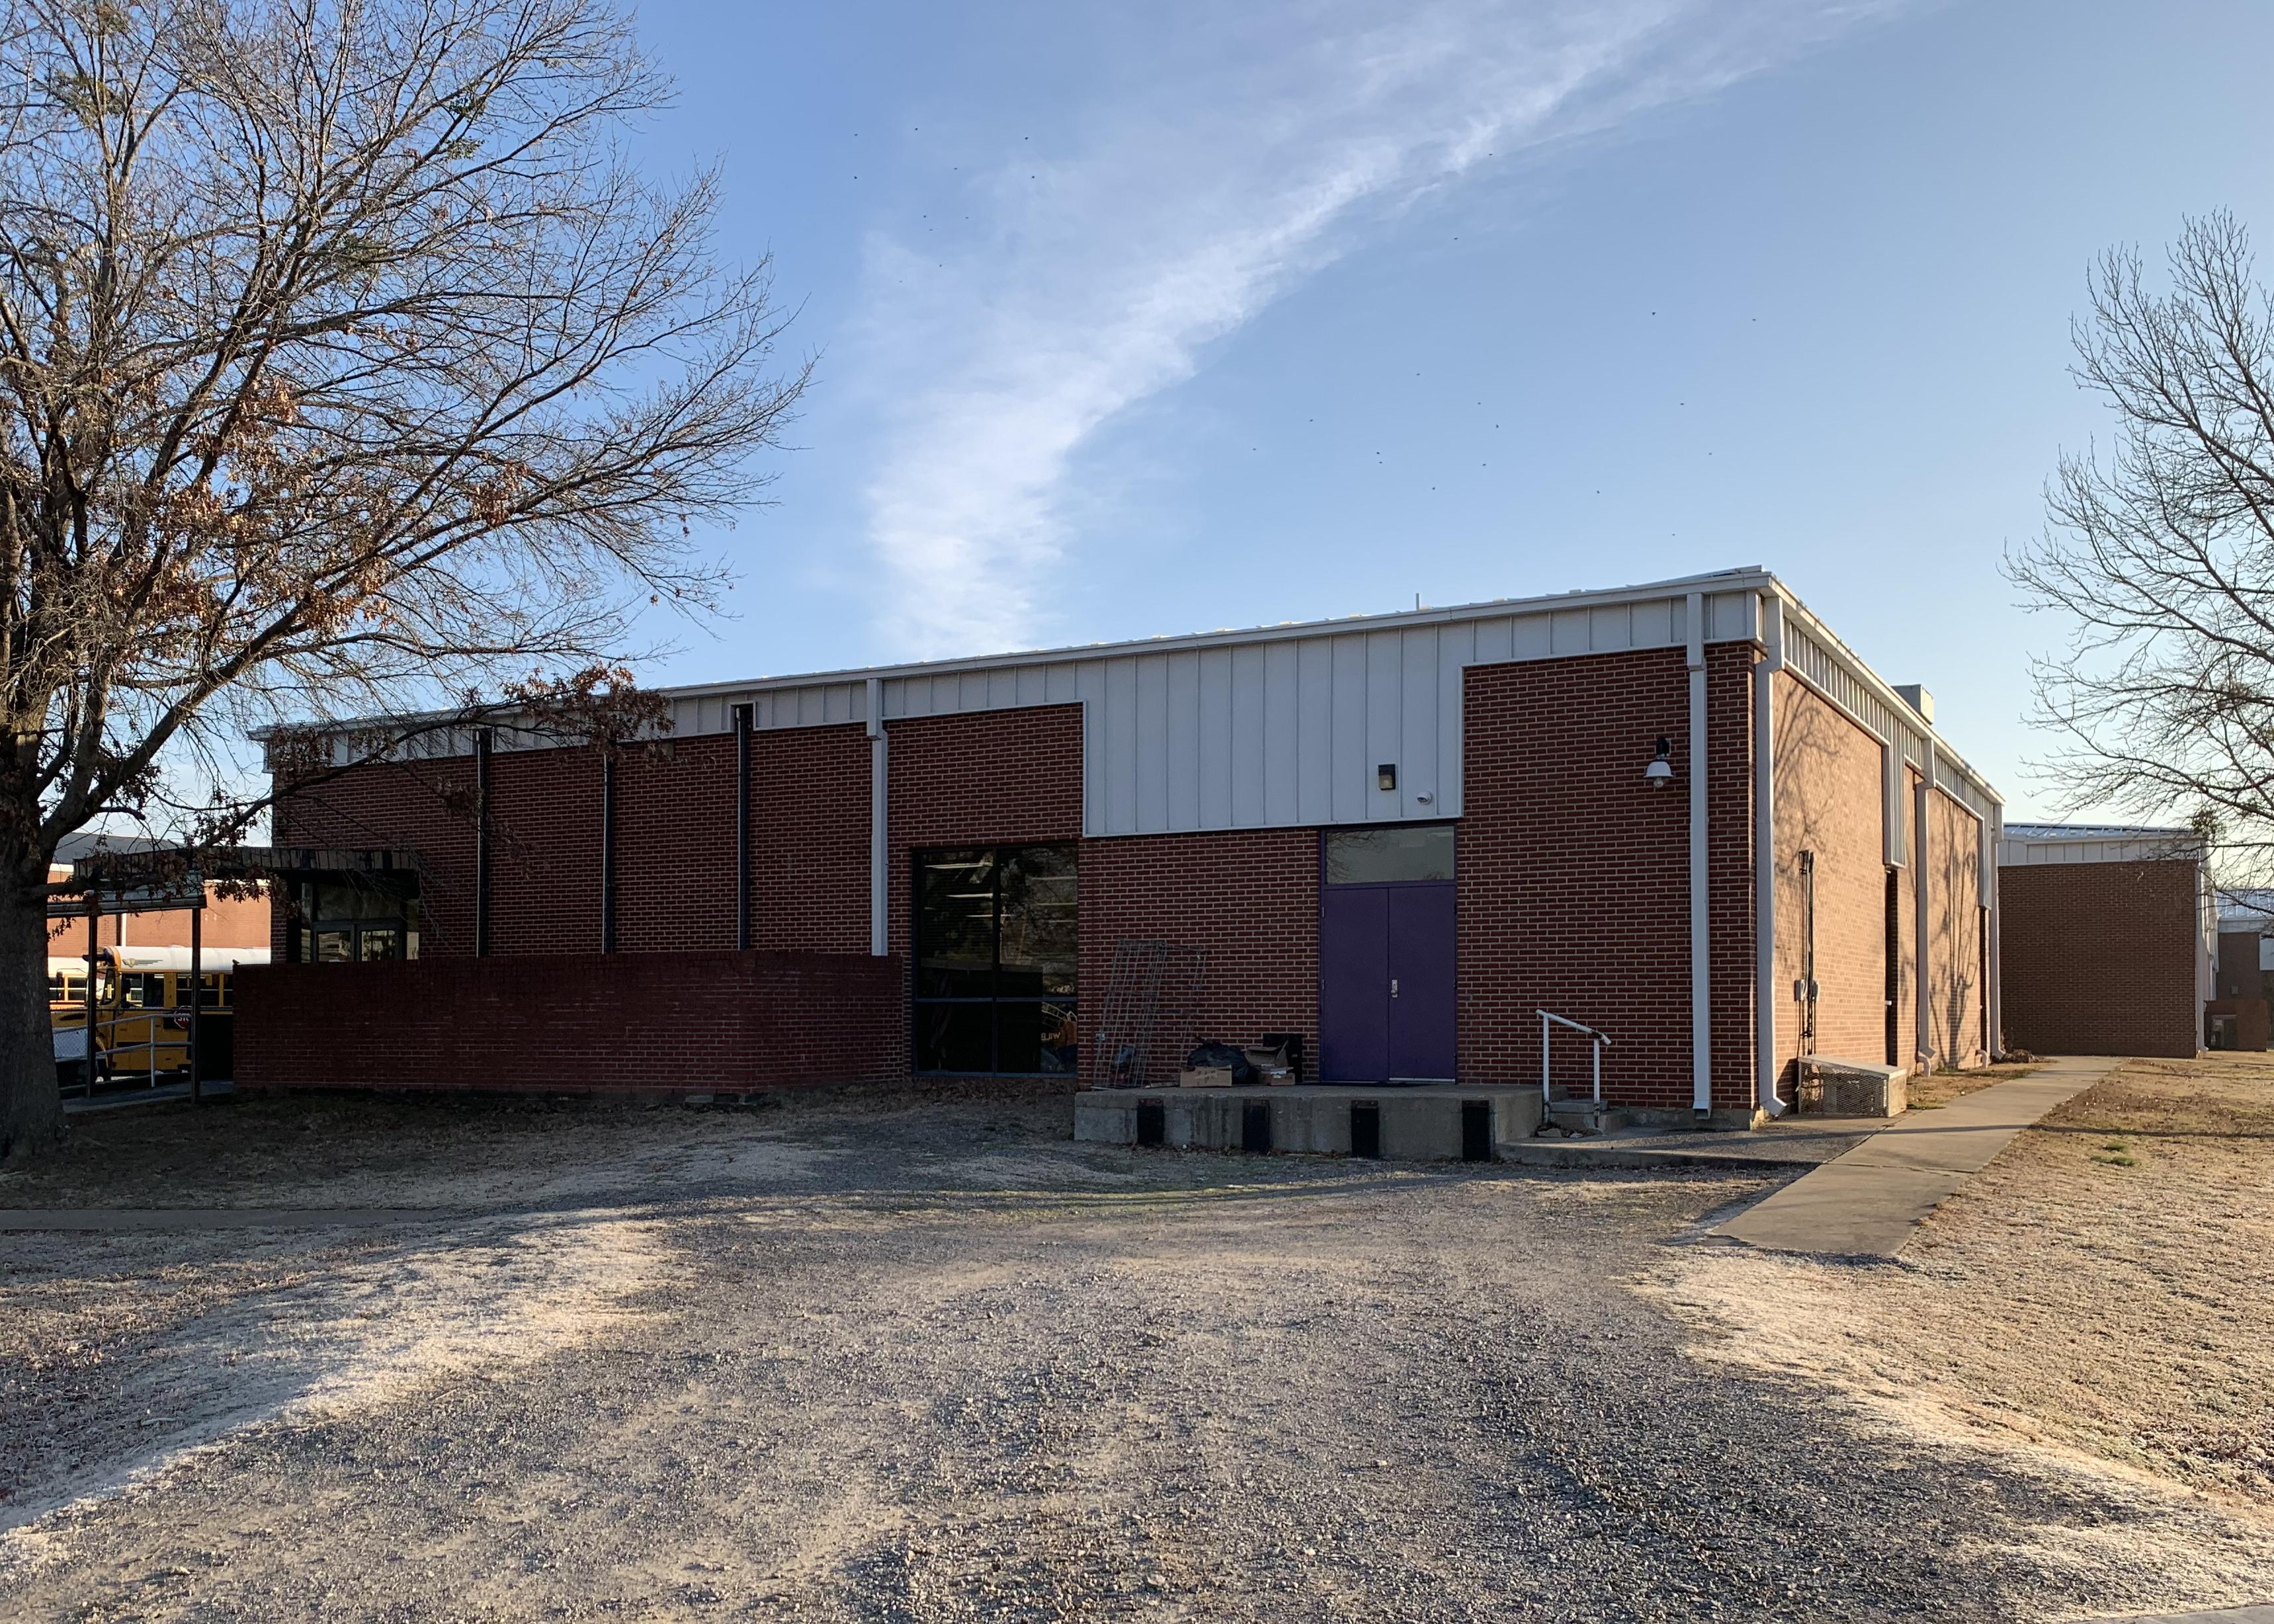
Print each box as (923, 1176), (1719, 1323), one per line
(867, 676), (888, 957)
(1753, 593), (1787, 1117)
(1916, 743), (1935, 1071)
(1688, 591), (1711, 1121)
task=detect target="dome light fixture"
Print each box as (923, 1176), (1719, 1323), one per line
(1644, 736), (1675, 787)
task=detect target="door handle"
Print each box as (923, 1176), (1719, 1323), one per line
(1391, 979), (1400, 998)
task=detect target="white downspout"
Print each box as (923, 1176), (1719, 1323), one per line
(866, 676), (888, 956)
(1753, 593), (1787, 1117)
(1984, 809), (2002, 1060)
(1916, 745), (1935, 1072)
(1687, 591), (1711, 1121)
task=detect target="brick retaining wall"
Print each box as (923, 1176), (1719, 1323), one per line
(235, 950), (905, 1094)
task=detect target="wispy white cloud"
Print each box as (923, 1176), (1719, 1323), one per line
(852, 0), (1901, 654)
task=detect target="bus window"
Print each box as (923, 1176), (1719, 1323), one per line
(120, 973), (167, 1008)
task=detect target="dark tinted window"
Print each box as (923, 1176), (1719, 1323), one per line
(291, 873), (421, 963)
(1326, 826), (1455, 884)
(916, 1002), (995, 1073)
(915, 851), (998, 997)
(913, 843), (1078, 1073)
(998, 846), (1078, 998)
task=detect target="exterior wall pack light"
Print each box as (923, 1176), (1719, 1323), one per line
(1644, 737), (1675, 787)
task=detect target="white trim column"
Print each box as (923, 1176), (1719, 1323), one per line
(1753, 594), (1787, 1116)
(1687, 591), (1710, 1119)
(1984, 808), (2001, 1059)
(1914, 745), (1935, 1071)
(867, 676), (888, 956)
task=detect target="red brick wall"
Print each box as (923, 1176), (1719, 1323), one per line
(885, 705), (1086, 971)
(487, 746), (603, 955)
(45, 883), (272, 953)
(1999, 858), (2202, 1058)
(750, 725), (871, 952)
(604, 725), (870, 955)
(1458, 645), (1757, 1112)
(1927, 788), (1986, 1067)
(2204, 997), (2269, 1051)
(277, 665), (2014, 1112)
(1078, 829), (1320, 1080)
(610, 736), (735, 953)
(1774, 678), (1891, 1082)
(276, 725), (875, 961)
(274, 753), (480, 955)
(235, 950), (903, 1093)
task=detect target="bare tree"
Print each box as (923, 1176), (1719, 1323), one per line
(0, 0), (806, 1155)
(2009, 212), (2274, 873)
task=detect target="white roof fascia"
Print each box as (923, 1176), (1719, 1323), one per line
(252, 566), (1773, 749)
(666, 565), (1777, 698)
(263, 565), (2005, 815)
(1998, 823), (2205, 866)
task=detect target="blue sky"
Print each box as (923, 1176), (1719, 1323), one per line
(618, 0), (2274, 822)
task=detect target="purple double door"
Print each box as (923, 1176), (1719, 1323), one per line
(1318, 881), (1458, 1083)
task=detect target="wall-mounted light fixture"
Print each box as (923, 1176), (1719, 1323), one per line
(1644, 737), (1675, 787)
(1377, 762), (1398, 792)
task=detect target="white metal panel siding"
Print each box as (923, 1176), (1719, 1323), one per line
(1997, 834), (2202, 866)
(1261, 641), (1299, 826)
(623, 587), (1989, 840)
(1060, 601), (1697, 836)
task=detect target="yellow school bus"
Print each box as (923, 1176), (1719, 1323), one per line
(49, 946), (268, 1084)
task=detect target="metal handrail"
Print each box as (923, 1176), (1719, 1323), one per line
(1537, 1009), (1612, 1106)
(58, 1002), (202, 1095)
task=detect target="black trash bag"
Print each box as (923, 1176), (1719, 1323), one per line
(1184, 1041), (1256, 1086)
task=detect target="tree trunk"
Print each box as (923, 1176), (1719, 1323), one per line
(0, 887), (65, 1158)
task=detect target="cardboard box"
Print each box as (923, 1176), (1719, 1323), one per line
(1179, 1067), (1235, 1088)
(1243, 1046), (1296, 1086)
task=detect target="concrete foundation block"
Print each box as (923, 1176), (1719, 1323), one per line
(1268, 1093), (1351, 1155)
(1495, 1091), (1545, 1141)
(1073, 1096), (1134, 1144)
(1378, 1096), (1462, 1160)
(1797, 1057), (1908, 1118)
(1072, 1085), (1540, 1161)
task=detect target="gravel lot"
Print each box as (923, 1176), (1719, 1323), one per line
(1, 1080), (2269, 1621)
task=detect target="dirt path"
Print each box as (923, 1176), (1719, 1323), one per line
(3, 1084), (2271, 1621)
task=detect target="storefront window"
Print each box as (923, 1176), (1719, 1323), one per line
(914, 844), (1078, 1073)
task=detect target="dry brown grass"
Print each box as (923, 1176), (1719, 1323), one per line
(1674, 1053), (2274, 1509)
(1907, 1059), (2041, 1111)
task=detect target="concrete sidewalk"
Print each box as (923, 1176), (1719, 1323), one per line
(1712, 1055), (2121, 1260)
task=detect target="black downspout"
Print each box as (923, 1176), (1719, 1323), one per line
(601, 750), (617, 954)
(734, 704), (753, 951)
(475, 728), (492, 957)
